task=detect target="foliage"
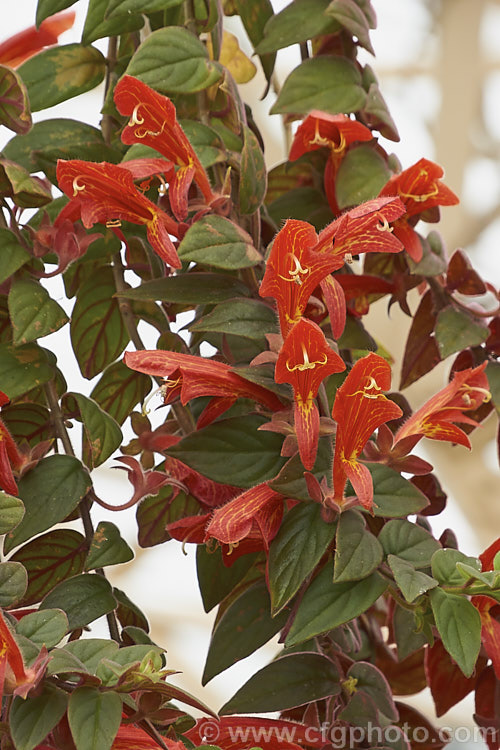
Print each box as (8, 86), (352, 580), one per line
(0, 2), (499, 749)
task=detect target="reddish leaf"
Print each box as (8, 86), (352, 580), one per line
(425, 639), (486, 717)
(474, 667), (500, 750)
(446, 249), (487, 295)
(400, 289), (441, 389)
(395, 702), (449, 750)
(375, 646), (427, 696)
(411, 474), (447, 516)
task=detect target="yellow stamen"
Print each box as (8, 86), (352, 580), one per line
(310, 119), (331, 148)
(286, 344), (328, 372)
(72, 176), (86, 197)
(344, 252), (353, 264)
(129, 104), (145, 127)
(460, 385), (491, 406)
(376, 214), (394, 233)
(349, 375), (384, 400)
(331, 131), (346, 154)
(105, 219), (122, 228)
(157, 175), (168, 196)
(398, 184), (439, 202)
(277, 254), (310, 286)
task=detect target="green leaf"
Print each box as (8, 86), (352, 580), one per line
(70, 266), (129, 379)
(114, 587), (149, 632)
(190, 299), (278, 341)
(90, 361), (151, 426)
(387, 555), (438, 603)
(429, 588), (481, 677)
(333, 510), (383, 582)
(378, 520), (441, 568)
(60, 638), (119, 673)
(0, 159), (52, 207)
(1, 401), (52, 447)
(233, 0), (275, 81)
(435, 306), (489, 359)
(36, 0), (79, 25)
(41, 573), (117, 630)
(106, 0), (182, 16)
(220, 653), (340, 714)
(8, 278), (69, 345)
(431, 548), (480, 587)
(125, 26), (221, 93)
(116, 273), (250, 305)
(270, 56), (366, 115)
(203, 580), (288, 684)
(326, 0), (374, 53)
(10, 684), (67, 750)
(339, 661), (398, 727)
(68, 687), (122, 750)
(486, 361), (500, 414)
(62, 392), (122, 468)
(393, 605), (427, 660)
(239, 125), (267, 215)
(0, 561), (27, 606)
(9, 529), (87, 606)
(196, 545), (257, 613)
(256, 0), (339, 55)
(269, 439), (332, 501)
(4, 455), (91, 553)
(177, 215), (261, 269)
(180, 119), (227, 168)
(335, 145), (390, 209)
(0, 64), (32, 135)
(268, 503), (336, 614)
(16, 608), (68, 648)
(0, 491), (24, 534)
(82, 0), (144, 44)
(268, 187), (333, 233)
(286, 564), (387, 646)
(168, 415), (286, 488)
(0, 229), (30, 284)
(18, 44), (106, 111)
(137, 487), (200, 548)
(85, 521), (134, 570)
(346, 464), (429, 517)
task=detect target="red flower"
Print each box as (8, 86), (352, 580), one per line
(56, 159), (181, 268)
(0, 11), (75, 68)
(114, 75), (216, 220)
(0, 392), (25, 496)
(330, 353), (403, 511)
(379, 158), (459, 262)
(259, 219), (340, 337)
(185, 717), (325, 750)
(123, 350), (284, 428)
(0, 609), (48, 703)
(289, 111), (373, 214)
(274, 318), (345, 470)
(472, 539), (500, 680)
(394, 362), (490, 449)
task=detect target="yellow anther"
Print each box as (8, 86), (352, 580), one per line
(129, 104), (145, 127)
(277, 254), (310, 285)
(72, 176), (86, 197)
(286, 344), (328, 373)
(398, 184), (439, 202)
(376, 214), (394, 233)
(344, 252), (353, 264)
(461, 384), (491, 406)
(105, 219), (122, 228)
(348, 375), (384, 400)
(331, 131), (346, 154)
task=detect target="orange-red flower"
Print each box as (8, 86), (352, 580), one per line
(394, 362), (490, 449)
(56, 159), (181, 268)
(0, 10), (75, 68)
(111, 722), (183, 749)
(0, 391), (25, 496)
(330, 353), (403, 511)
(114, 75), (216, 220)
(0, 609), (48, 703)
(123, 350), (284, 428)
(379, 158), (459, 262)
(259, 219), (341, 336)
(185, 717), (325, 750)
(472, 538), (500, 680)
(274, 319), (345, 470)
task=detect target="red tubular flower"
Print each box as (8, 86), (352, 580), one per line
(114, 75), (216, 220)
(0, 391), (25, 496)
(379, 158), (459, 262)
(394, 362), (491, 449)
(0, 10), (75, 68)
(185, 717), (325, 750)
(123, 350), (284, 428)
(111, 723), (183, 749)
(274, 319), (345, 470)
(259, 219), (341, 337)
(330, 353), (403, 511)
(472, 539), (500, 679)
(56, 159), (181, 268)
(0, 609), (48, 702)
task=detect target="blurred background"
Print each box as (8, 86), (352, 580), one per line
(1, 0), (500, 738)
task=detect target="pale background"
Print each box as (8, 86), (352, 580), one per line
(1, 0), (500, 737)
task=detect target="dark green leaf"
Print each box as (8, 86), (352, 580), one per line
(256, 0), (339, 55)
(0, 64), (31, 135)
(239, 125), (267, 215)
(431, 548), (480, 587)
(346, 464), (429, 517)
(233, 0), (275, 81)
(16, 608), (68, 648)
(63, 392), (123, 468)
(268, 503), (336, 614)
(106, 0), (183, 17)
(378, 519), (441, 568)
(137, 487), (201, 548)
(82, 0), (144, 44)
(1, 401), (52, 446)
(177, 216), (261, 269)
(340, 661), (398, 727)
(167, 415), (286, 488)
(435, 306), (489, 359)
(190, 299), (278, 341)
(68, 687), (122, 750)
(18, 44), (106, 111)
(270, 57), (366, 115)
(4, 455), (91, 553)
(0, 159), (52, 207)
(335, 145), (390, 209)
(196, 545), (257, 613)
(333, 510), (383, 582)
(9, 278), (68, 345)
(125, 27), (221, 93)
(429, 588), (481, 677)
(36, 0), (79, 25)
(388, 555), (438, 603)
(0, 491), (24, 534)
(90, 361), (151, 426)
(326, 0), (374, 53)
(114, 587), (149, 632)
(70, 266), (129, 379)
(486, 361), (500, 414)
(85, 521), (134, 570)
(268, 187), (333, 233)
(286, 564), (387, 646)
(9, 529), (87, 606)
(59, 638), (119, 673)
(116, 273), (250, 305)
(0, 229), (30, 284)
(269, 439), (332, 501)
(220, 653), (340, 714)
(10, 684), (67, 750)
(203, 580), (288, 684)
(0, 561), (27, 606)
(41, 573), (117, 630)
(393, 605), (428, 660)
(180, 119), (227, 168)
